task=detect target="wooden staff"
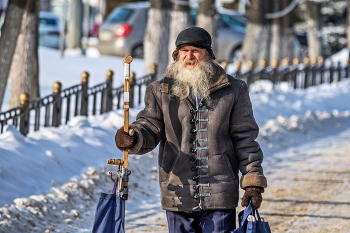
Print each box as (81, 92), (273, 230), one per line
(122, 55), (133, 170)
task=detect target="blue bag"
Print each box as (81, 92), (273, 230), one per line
(92, 179), (125, 233)
(231, 200), (271, 233)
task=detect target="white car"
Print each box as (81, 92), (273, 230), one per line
(39, 11), (60, 49)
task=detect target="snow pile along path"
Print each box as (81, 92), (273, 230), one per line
(0, 152), (166, 233)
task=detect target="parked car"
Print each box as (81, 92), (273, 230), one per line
(39, 11), (60, 49)
(95, 2), (245, 63)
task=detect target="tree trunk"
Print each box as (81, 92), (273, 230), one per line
(270, 0), (296, 64)
(240, 0), (273, 71)
(0, 0), (27, 111)
(347, 0), (350, 60)
(305, 1), (322, 60)
(9, 0), (40, 109)
(67, 0), (83, 49)
(279, 0), (297, 61)
(197, 0), (218, 55)
(144, 0), (171, 79)
(168, 0), (190, 63)
(269, 0), (281, 63)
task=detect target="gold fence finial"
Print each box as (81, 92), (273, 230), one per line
(106, 70), (114, 81)
(53, 82), (62, 94)
(19, 93), (30, 106)
(81, 71), (90, 83)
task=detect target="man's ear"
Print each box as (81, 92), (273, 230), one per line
(172, 50), (179, 61)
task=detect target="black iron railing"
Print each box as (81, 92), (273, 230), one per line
(233, 59), (350, 88)
(0, 67), (157, 136)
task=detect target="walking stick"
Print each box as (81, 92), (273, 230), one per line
(107, 55), (133, 231)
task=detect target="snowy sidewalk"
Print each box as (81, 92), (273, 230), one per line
(249, 127), (350, 233)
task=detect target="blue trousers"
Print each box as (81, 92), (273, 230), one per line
(166, 209), (236, 233)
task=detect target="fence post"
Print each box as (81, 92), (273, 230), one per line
(52, 82), (62, 127)
(221, 61), (228, 71)
(317, 57), (325, 84)
(310, 58), (317, 86)
(104, 70), (114, 113)
(329, 60), (334, 83)
(292, 58), (299, 89)
(258, 60), (266, 81)
(303, 58), (310, 88)
(337, 61), (342, 81)
(19, 93), (30, 136)
(80, 71), (89, 116)
(235, 61), (241, 77)
(150, 63), (158, 82)
(270, 59), (278, 84)
(129, 72), (136, 108)
(281, 59), (289, 82)
(246, 60), (254, 87)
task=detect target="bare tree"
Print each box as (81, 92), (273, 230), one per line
(279, 0), (298, 61)
(240, 0), (273, 71)
(197, 0), (218, 54)
(305, 0), (322, 60)
(168, 0), (190, 63)
(348, 0), (350, 60)
(67, 0), (83, 49)
(270, 0), (297, 63)
(9, 0), (39, 108)
(0, 0), (27, 110)
(144, 0), (172, 79)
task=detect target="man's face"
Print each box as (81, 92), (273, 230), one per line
(178, 46), (207, 69)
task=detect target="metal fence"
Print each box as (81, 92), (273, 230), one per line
(233, 59), (350, 88)
(0, 68), (157, 136)
(2, 59), (349, 136)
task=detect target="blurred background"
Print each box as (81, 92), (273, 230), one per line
(0, 0), (349, 111)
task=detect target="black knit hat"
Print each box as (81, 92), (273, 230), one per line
(175, 27), (216, 60)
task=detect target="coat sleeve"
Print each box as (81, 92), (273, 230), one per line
(229, 81), (267, 189)
(128, 82), (165, 155)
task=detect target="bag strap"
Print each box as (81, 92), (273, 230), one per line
(111, 177), (119, 195)
(254, 209), (263, 221)
(240, 200), (254, 227)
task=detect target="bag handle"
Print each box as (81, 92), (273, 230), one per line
(240, 200), (254, 227)
(111, 177), (119, 195)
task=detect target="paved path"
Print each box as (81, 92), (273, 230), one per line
(125, 128), (350, 233)
(252, 128), (350, 233)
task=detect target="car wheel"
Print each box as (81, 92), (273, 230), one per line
(132, 44), (144, 59)
(230, 46), (242, 65)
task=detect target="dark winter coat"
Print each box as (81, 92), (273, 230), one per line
(128, 64), (267, 212)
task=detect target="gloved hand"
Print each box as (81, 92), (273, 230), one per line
(241, 186), (264, 209)
(115, 127), (135, 151)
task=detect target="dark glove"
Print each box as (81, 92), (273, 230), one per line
(241, 186), (264, 209)
(115, 127), (135, 151)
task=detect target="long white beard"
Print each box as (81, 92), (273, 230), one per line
(166, 59), (216, 100)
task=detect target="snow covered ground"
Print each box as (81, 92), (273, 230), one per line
(0, 47), (350, 232)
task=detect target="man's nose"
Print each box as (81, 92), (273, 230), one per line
(185, 51), (195, 58)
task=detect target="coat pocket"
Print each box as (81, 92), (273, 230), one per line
(208, 153), (236, 181)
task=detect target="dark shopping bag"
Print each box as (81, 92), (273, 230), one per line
(231, 200), (271, 233)
(92, 179), (125, 233)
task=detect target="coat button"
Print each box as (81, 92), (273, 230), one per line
(190, 118), (196, 124)
(190, 139), (195, 143)
(190, 110), (195, 114)
(193, 186), (197, 190)
(190, 158), (196, 163)
(190, 129), (196, 133)
(192, 176), (197, 180)
(191, 166), (197, 171)
(199, 103), (203, 107)
(191, 148), (196, 153)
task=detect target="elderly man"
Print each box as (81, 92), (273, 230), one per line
(115, 27), (267, 233)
